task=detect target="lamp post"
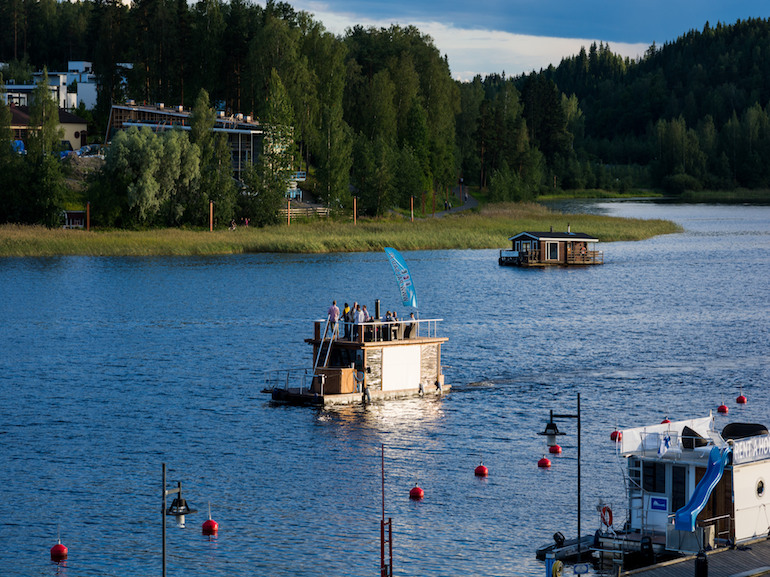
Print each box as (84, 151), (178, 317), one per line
(538, 393), (582, 560)
(162, 463), (197, 577)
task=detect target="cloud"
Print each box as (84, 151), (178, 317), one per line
(422, 23), (651, 80)
(290, 1), (650, 81)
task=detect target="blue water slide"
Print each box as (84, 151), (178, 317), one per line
(674, 446), (731, 532)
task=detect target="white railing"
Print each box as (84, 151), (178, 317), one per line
(325, 318), (444, 343)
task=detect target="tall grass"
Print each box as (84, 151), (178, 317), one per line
(0, 203), (681, 257)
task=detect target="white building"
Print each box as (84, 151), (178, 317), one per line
(3, 61), (98, 110)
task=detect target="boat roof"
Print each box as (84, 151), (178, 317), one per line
(618, 415), (770, 467)
(508, 231), (599, 242)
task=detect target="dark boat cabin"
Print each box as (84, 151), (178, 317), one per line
(499, 230), (603, 267)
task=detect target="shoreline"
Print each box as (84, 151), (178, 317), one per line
(0, 202), (682, 258)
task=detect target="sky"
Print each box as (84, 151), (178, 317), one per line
(284, 0), (770, 80)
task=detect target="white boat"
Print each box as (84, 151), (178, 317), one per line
(538, 413), (770, 572)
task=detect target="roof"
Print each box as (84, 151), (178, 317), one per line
(508, 231), (599, 242)
(9, 105), (87, 127)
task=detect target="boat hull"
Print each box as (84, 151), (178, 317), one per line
(269, 385), (451, 406)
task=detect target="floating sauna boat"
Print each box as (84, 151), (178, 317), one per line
(263, 305), (448, 406)
(499, 229), (603, 267)
(538, 414), (770, 574)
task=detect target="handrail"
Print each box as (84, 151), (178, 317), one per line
(263, 367), (325, 395)
(321, 317), (444, 342)
(698, 513), (732, 542)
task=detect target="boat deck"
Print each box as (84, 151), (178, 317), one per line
(622, 537), (770, 576)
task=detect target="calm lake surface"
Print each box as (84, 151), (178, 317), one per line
(1, 202), (768, 576)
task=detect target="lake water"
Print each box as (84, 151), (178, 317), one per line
(0, 202), (768, 576)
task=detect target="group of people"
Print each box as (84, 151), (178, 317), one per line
(326, 300), (416, 341)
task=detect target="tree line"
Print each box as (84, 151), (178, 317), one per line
(2, 1), (770, 227)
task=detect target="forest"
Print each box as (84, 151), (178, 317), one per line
(2, 0), (770, 227)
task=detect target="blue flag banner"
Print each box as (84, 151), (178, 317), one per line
(384, 247), (418, 309)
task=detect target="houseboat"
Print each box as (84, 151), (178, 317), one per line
(499, 229), (603, 267)
(263, 302), (448, 406)
(538, 414), (770, 573)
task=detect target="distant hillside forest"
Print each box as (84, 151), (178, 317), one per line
(2, 0), (770, 225)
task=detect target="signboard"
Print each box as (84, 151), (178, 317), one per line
(650, 497), (668, 511)
(733, 435), (770, 465)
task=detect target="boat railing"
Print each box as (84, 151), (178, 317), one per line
(698, 514), (732, 546)
(666, 512), (725, 552)
(566, 250), (603, 264)
(523, 249), (540, 263)
(264, 367), (324, 395)
(316, 318), (444, 343)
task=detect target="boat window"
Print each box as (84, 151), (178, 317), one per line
(643, 461), (666, 494)
(629, 458), (641, 485)
(672, 465), (687, 511)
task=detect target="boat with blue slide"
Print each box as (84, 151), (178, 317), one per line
(538, 413), (770, 573)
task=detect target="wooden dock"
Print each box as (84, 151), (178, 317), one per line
(622, 538), (770, 577)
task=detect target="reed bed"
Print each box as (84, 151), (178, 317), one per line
(0, 203), (681, 257)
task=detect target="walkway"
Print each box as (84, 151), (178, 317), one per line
(623, 539), (770, 577)
(430, 186), (478, 218)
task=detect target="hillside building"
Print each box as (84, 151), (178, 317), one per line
(105, 101), (265, 180)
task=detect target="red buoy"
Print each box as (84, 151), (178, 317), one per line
(549, 444), (562, 454)
(50, 541), (68, 562)
(538, 456), (551, 468)
(474, 464), (489, 477)
(610, 430), (622, 442)
(737, 394), (747, 405)
(661, 417), (671, 424)
(718, 403), (728, 414)
(202, 518), (219, 535)
(409, 484), (424, 500)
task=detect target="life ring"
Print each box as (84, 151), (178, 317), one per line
(552, 560), (563, 577)
(601, 505), (613, 528)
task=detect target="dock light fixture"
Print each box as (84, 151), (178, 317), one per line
(538, 413), (566, 447)
(166, 485), (197, 528)
(162, 463), (197, 577)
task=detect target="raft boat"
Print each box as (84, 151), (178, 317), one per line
(263, 305), (448, 406)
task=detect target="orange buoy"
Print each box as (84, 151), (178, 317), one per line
(610, 430), (622, 442)
(538, 456), (551, 468)
(202, 518), (219, 535)
(474, 463), (489, 477)
(50, 541), (68, 562)
(718, 403), (728, 414)
(409, 484), (424, 500)
(661, 417), (671, 424)
(549, 444), (562, 454)
(737, 394), (747, 405)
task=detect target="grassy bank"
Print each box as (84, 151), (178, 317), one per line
(0, 202), (681, 257)
(536, 188), (663, 200)
(679, 189), (770, 203)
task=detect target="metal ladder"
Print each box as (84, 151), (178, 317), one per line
(312, 316), (337, 373)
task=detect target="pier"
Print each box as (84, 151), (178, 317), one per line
(622, 537), (770, 576)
